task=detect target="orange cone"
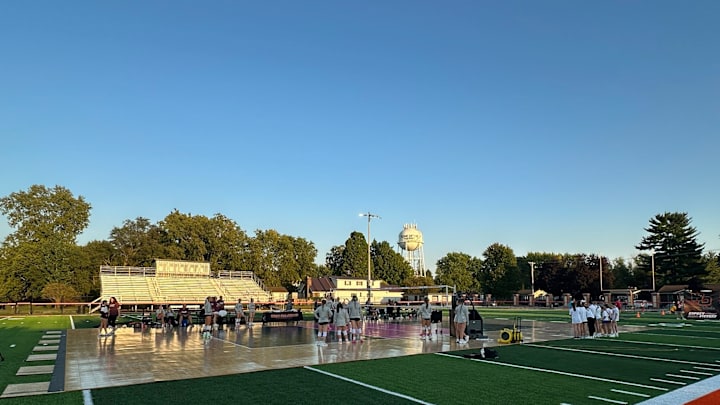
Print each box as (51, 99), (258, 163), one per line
(636, 312), (641, 318)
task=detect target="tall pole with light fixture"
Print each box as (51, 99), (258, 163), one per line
(651, 249), (656, 291)
(360, 212), (380, 304)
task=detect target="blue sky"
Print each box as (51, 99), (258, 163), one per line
(2, 1), (719, 272)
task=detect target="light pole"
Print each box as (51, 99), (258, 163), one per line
(650, 249), (656, 292)
(528, 262), (536, 296)
(599, 255), (603, 292)
(359, 212), (380, 304)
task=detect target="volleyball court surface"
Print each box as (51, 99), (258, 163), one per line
(63, 318), (570, 391)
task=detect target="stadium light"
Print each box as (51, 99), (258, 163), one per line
(359, 212), (380, 304)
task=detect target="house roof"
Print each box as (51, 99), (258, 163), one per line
(309, 277), (335, 292)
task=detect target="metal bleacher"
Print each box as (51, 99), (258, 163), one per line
(99, 265), (271, 305)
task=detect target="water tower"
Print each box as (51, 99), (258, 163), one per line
(398, 223), (426, 277)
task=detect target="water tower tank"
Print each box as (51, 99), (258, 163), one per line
(398, 224), (423, 251)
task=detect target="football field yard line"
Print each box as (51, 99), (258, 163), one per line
(610, 389), (649, 398)
(83, 389), (93, 405)
(611, 339), (720, 351)
(587, 395), (627, 404)
(528, 343), (720, 368)
(434, 353), (668, 391)
(665, 373), (699, 380)
(629, 332), (720, 340)
(304, 366), (434, 405)
(70, 316), (75, 330)
(649, 378), (684, 385)
(679, 370), (712, 376)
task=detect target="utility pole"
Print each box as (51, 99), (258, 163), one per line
(599, 255), (603, 292)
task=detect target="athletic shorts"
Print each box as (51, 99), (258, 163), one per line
(350, 317), (361, 321)
(319, 322), (329, 325)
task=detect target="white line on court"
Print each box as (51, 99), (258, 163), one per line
(304, 366), (434, 404)
(527, 343), (719, 368)
(649, 378), (684, 385)
(612, 339), (720, 351)
(83, 389), (93, 405)
(610, 389), (649, 398)
(435, 353), (668, 391)
(587, 395), (627, 404)
(665, 373), (699, 380)
(212, 336), (250, 349)
(70, 316), (75, 330)
(679, 370), (712, 376)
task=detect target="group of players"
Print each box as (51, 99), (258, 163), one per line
(569, 300), (620, 339)
(200, 296), (257, 339)
(313, 295), (365, 345)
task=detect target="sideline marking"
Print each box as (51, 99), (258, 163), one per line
(612, 339), (720, 352)
(83, 389), (93, 405)
(70, 316), (75, 330)
(435, 353), (668, 391)
(611, 389), (649, 398)
(528, 343), (720, 368)
(304, 366), (434, 404)
(587, 395), (627, 404)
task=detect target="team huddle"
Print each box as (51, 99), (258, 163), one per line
(570, 300), (620, 339)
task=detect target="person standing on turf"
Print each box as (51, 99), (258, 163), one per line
(108, 297), (120, 335)
(586, 301), (597, 338)
(418, 297), (433, 340)
(347, 295), (363, 343)
(611, 302), (620, 337)
(454, 299), (469, 344)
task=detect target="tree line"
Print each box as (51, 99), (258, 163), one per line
(1, 185), (718, 303)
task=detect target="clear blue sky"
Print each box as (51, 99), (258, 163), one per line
(2, 1), (719, 272)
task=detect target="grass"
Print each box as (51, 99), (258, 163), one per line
(2, 310), (719, 404)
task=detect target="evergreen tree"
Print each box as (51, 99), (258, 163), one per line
(635, 212), (705, 287)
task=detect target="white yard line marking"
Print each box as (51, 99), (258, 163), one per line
(665, 373), (699, 380)
(70, 316), (75, 330)
(587, 395), (627, 404)
(649, 378), (685, 385)
(83, 389), (93, 405)
(435, 353), (668, 391)
(304, 366), (434, 404)
(610, 389), (649, 398)
(612, 339), (720, 351)
(679, 370), (712, 376)
(528, 343), (719, 368)
(692, 366), (720, 372)
(632, 332), (719, 341)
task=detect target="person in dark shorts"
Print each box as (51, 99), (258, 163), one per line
(99, 299), (109, 337)
(108, 297), (120, 335)
(347, 295), (363, 343)
(314, 299), (332, 346)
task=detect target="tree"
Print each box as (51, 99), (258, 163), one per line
(478, 243), (519, 298)
(703, 252), (720, 284)
(42, 282), (80, 313)
(109, 217), (167, 266)
(0, 185), (91, 245)
(636, 212), (706, 286)
(434, 252), (479, 293)
(371, 240), (414, 286)
(338, 232), (370, 278)
(0, 185), (92, 301)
